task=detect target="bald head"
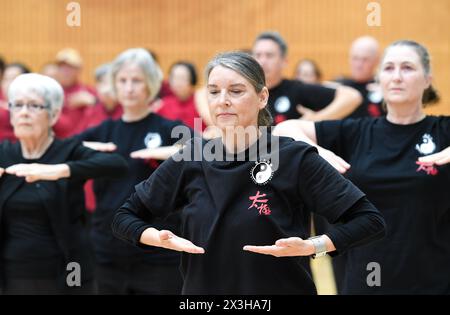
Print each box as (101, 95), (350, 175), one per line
(349, 36), (380, 82)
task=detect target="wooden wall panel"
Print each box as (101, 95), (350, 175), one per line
(0, 0), (448, 114)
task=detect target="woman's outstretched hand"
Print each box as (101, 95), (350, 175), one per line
(317, 147), (351, 174)
(418, 146), (450, 166)
(83, 141), (117, 152)
(5, 163), (70, 182)
(130, 146), (181, 160)
(243, 237), (315, 257)
(140, 228), (205, 254)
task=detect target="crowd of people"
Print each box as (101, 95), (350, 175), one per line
(0, 31), (448, 295)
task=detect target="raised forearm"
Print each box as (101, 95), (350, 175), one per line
(313, 86), (362, 121)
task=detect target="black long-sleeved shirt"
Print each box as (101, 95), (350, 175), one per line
(75, 113), (188, 264)
(112, 134), (386, 294)
(0, 138), (128, 283)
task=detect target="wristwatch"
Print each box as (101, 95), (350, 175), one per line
(308, 236), (327, 259)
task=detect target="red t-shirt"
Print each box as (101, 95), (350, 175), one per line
(53, 83), (98, 139)
(0, 108), (16, 142)
(0, 92), (16, 142)
(157, 95), (205, 131)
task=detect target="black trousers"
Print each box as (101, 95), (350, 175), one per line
(95, 261), (183, 295)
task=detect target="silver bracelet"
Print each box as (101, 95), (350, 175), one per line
(308, 235), (327, 259)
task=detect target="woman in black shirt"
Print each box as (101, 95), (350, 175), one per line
(77, 48), (187, 294)
(274, 40), (450, 294)
(0, 73), (127, 294)
(112, 52), (386, 295)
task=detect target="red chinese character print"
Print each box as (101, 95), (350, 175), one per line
(416, 161), (439, 176)
(248, 191), (272, 216)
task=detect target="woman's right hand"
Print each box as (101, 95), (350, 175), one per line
(317, 147), (351, 174)
(0, 167), (4, 178)
(140, 228), (205, 254)
(83, 141), (117, 152)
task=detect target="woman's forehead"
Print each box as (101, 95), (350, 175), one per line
(208, 66), (249, 86)
(382, 46), (420, 64)
(118, 62), (145, 75)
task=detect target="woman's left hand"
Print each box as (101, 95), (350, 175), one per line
(243, 237), (315, 257)
(297, 105), (319, 121)
(5, 163), (70, 182)
(418, 146), (450, 166)
(130, 145), (182, 160)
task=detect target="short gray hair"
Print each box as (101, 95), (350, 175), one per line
(8, 73), (64, 112)
(110, 48), (163, 102)
(205, 51), (273, 127)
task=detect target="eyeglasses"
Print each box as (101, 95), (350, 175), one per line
(8, 103), (50, 113)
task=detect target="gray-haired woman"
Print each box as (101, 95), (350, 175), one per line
(76, 48), (188, 294)
(0, 73), (128, 294)
(273, 40), (450, 294)
(112, 52), (386, 295)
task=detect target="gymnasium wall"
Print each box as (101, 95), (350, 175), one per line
(1, 0), (448, 114)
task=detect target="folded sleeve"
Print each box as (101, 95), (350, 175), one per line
(298, 147), (365, 223)
(297, 146), (386, 255)
(314, 118), (362, 160)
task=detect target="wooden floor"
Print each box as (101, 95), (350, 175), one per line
(311, 255), (337, 295)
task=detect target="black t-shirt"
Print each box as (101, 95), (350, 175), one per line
(316, 116), (450, 294)
(268, 79), (336, 124)
(76, 113), (186, 264)
(114, 134), (373, 294)
(335, 77), (384, 119)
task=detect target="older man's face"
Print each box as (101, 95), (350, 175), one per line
(252, 39), (286, 86)
(10, 90), (51, 140)
(350, 45), (379, 82)
(57, 63), (80, 88)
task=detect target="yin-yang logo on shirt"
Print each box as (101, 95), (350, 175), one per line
(367, 90), (383, 103)
(415, 133), (436, 155)
(274, 96), (291, 113)
(250, 160), (274, 185)
(366, 82), (383, 103)
(144, 132), (162, 149)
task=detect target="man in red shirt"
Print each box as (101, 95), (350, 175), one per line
(53, 48), (97, 138)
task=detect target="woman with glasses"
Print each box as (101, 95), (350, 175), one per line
(0, 73), (128, 294)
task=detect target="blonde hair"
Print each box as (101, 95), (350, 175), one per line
(110, 48), (163, 103)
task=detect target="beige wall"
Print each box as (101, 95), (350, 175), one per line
(1, 0), (448, 114)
